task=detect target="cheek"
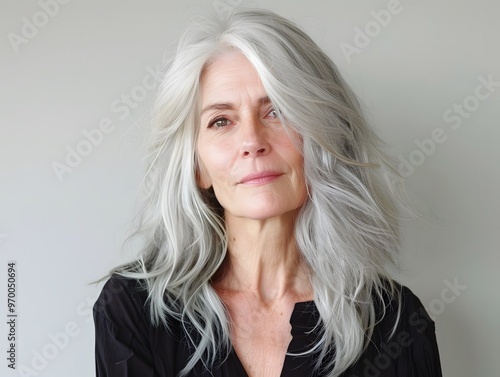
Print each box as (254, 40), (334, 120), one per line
(196, 157), (212, 189)
(280, 138), (304, 172)
(279, 139), (307, 202)
(196, 139), (233, 188)
(196, 137), (214, 189)
(275, 127), (303, 160)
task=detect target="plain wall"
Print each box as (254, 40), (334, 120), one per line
(1, 0), (498, 376)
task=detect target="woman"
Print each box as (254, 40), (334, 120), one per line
(93, 8), (442, 377)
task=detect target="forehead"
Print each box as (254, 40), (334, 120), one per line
(200, 51), (266, 104)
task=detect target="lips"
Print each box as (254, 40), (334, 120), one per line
(239, 171), (283, 185)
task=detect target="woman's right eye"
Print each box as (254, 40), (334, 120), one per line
(209, 117), (230, 129)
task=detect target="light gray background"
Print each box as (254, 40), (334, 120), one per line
(1, 0), (499, 376)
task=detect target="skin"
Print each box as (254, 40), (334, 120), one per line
(197, 51), (314, 377)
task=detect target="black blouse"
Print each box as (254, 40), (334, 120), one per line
(93, 276), (442, 376)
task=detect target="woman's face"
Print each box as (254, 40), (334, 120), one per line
(196, 51), (307, 221)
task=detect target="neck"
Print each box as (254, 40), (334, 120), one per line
(214, 210), (312, 303)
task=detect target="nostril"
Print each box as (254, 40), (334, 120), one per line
(242, 147), (266, 157)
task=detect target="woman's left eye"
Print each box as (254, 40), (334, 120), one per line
(266, 108), (279, 119)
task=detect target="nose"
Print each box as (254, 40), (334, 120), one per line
(239, 115), (270, 158)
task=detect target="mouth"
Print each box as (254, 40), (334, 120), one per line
(239, 171), (283, 185)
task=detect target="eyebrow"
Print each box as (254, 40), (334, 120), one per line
(200, 96), (271, 116)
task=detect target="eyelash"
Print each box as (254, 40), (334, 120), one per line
(207, 108), (279, 129)
(208, 117), (231, 129)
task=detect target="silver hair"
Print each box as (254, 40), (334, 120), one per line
(111, 8), (407, 376)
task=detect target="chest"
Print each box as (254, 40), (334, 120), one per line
(152, 300), (339, 376)
(225, 300), (296, 377)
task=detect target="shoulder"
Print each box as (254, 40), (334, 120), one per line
(92, 274), (153, 341)
(360, 283), (442, 376)
(93, 274), (151, 332)
(372, 282), (437, 344)
(92, 275), (159, 372)
(389, 284), (436, 339)
(93, 275), (205, 375)
(395, 284), (439, 354)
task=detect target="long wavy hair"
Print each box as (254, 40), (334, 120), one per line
(110, 8), (406, 376)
